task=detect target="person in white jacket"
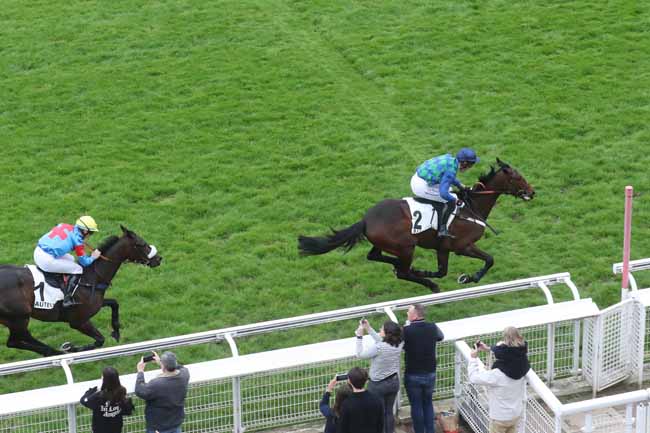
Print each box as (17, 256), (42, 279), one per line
(468, 327), (529, 433)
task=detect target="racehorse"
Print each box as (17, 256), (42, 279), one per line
(0, 226), (162, 357)
(298, 159), (535, 292)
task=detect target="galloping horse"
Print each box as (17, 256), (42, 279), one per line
(0, 226), (162, 357)
(298, 159), (535, 292)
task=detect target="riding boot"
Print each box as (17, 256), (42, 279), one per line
(437, 204), (455, 238)
(62, 274), (81, 308)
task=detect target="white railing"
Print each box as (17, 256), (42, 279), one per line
(614, 258), (650, 293)
(0, 295), (597, 433)
(456, 340), (650, 433)
(0, 272), (578, 378)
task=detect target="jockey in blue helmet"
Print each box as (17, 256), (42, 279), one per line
(410, 148), (480, 237)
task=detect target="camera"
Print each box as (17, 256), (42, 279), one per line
(142, 352), (156, 363)
(474, 340), (482, 350)
(335, 373), (348, 382)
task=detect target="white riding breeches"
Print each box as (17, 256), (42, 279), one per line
(410, 173), (457, 203)
(33, 246), (83, 274)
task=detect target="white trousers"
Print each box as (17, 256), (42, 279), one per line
(410, 173), (457, 203)
(34, 246), (83, 274)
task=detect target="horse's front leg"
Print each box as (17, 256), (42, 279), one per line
(455, 243), (494, 284)
(412, 249), (449, 279)
(103, 298), (120, 342)
(62, 320), (105, 353)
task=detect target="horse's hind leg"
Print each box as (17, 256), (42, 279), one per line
(367, 246), (400, 267)
(2, 317), (62, 357)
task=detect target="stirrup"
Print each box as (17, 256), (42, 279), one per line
(62, 295), (80, 307)
(437, 227), (455, 239)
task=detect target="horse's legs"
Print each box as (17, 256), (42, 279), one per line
(394, 246), (440, 293)
(64, 320), (105, 352)
(367, 246), (400, 267)
(103, 298), (121, 342)
(455, 243), (494, 284)
(2, 317), (62, 357)
(411, 249), (450, 279)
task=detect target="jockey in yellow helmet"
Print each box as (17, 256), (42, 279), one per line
(34, 216), (102, 307)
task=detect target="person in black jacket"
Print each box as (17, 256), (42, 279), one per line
(337, 367), (383, 433)
(402, 303), (444, 433)
(80, 366), (134, 433)
(319, 375), (352, 433)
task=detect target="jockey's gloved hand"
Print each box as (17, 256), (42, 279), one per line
(91, 249), (102, 260)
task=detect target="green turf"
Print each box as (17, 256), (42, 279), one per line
(1, 0), (650, 393)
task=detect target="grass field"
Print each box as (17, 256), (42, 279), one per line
(1, 0), (650, 393)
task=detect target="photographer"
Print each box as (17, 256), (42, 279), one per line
(319, 375), (352, 433)
(80, 366), (134, 433)
(135, 351), (190, 433)
(468, 327), (529, 433)
(355, 318), (403, 433)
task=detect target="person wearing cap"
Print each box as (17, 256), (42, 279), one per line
(33, 215), (102, 307)
(410, 148), (480, 237)
(135, 351), (190, 433)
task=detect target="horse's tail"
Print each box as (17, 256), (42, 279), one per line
(298, 220), (366, 256)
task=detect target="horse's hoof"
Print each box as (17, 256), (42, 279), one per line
(428, 282), (440, 293)
(111, 330), (121, 342)
(458, 274), (472, 284)
(60, 342), (73, 352)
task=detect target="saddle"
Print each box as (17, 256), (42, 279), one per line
(36, 267), (67, 290)
(412, 197), (446, 215)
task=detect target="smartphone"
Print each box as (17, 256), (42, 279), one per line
(143, 352), (156, 363)
(335, 373), (348, 382)
(474, 340), (482, 350)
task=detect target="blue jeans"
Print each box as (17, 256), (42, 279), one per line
(404, 372), (436, 433)
(146, 427), (181, 433)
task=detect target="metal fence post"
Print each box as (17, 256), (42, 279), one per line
(225, 333), (243, 433)
(572, 320), (581, 376)
(546, 323), (555, 385)
(60, 360), (77, 433)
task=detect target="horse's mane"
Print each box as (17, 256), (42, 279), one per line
(97, 235), (120, 252)
(478, 159), (510, 184)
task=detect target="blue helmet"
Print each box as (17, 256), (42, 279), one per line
(456, 148), (480, 164)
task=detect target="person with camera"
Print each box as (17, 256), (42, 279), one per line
(320, 375), (352, 433)
(468, 327), (529, 433)
(338, 367), (384, 433)
(80, 366), (134, 433)
(402, 303), (444, 433)
(355, 318), (403, 433)
(135, 351), (190, 433)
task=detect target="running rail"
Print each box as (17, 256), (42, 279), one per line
(613, 258), (650, 292)
(0, 272), (577, 377)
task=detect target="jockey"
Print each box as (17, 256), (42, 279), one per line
(410, 148), (480, 238)
(33, 216), (102, 307)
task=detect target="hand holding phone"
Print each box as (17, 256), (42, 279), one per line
(335, 373), (348, 382)
(142, 352), (156, 363)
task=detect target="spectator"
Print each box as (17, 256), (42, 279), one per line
(80, 366), (134, 433)
(135, 351), (190, 433)
(320, 376), (352, 433)
(338, 367), (384, 433)
(469, 327), (528, 433)
(355, 318), (403, 433)
(402, 303), (444, 433)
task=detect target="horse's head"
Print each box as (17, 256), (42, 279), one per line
(117, 225), (163, 267)
(478, 158), (535, 201)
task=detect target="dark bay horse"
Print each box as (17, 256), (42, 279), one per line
(0, 226), (162, 357)
(298, 159), (535, 292)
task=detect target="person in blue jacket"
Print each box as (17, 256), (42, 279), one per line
(320, 376), (352, 433)
(33, 215), (102, 307)
(410, 148), (480, 237)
